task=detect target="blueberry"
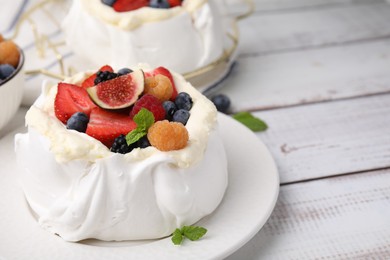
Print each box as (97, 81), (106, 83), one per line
(175, 92), (193, 111)
(0, 64), (15, 80)
(150, 0), (170, 8)
(211, 94), (231, 114)
(66, 112), (89, 132)
(162, 100), (177, 121)
(101, 0), (116, 6)
(137, 136), (151, 148)
(117, 68), (133, 76)
(173, 109), (190, 125)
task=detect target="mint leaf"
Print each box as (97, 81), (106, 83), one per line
(171, 228), (183, 245)
(134, 108), (155, 131)
(126, 128), (146, 145)
(181, 226), (207, 241)
(232, 112), (268, 132)
(125, 108), (155, 145)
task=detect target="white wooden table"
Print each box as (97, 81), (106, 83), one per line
(1, 0), (390, 259)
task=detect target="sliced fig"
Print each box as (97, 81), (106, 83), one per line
(87, 69), (144, 109)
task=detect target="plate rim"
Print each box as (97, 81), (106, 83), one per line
(0, 113), (279, 260)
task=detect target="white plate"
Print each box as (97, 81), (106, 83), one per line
(0, 113), (279, 260)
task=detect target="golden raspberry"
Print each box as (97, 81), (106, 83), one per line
(147, 120), (189, 151)
(0, 40), (20, 68)
(144, 74), (173, 102)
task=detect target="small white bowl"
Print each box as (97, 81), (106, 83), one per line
(0, 48), (24, 131)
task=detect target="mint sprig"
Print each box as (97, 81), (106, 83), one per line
(171, 226), (207, 245)
(232, 111), (268, 132)
(126, 108), (155, 145)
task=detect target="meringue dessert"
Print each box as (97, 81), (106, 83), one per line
(15, 65), (228, 242)
(62, 0), (226, 74)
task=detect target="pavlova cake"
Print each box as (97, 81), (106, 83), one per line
(62, 0), (226, 74)
(15, 65), (228, 242)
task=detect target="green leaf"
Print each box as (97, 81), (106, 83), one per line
(134, 108), (155, 131)
(126, 128), (146, 146)
(232, 112), (268, 132)
(125, 108), (155, 145)
(171, 229), (183, 245)
(181, 226), (207, 241)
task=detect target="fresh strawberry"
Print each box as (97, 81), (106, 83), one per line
(86, 107), (137, 147)
(113, 0), (148, 12)
(130, 94), (165, 121)
(145, 67), (178, 100)
(54, 83), (97, 124)
(167, 0), (182, 7)
(81, 65), (114, 89)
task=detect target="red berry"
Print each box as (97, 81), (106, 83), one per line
(54, 83), (97, 124)
(86, 107), (137, 147)
(113, 0), (148, 12)
(130, 94), (165, 121)
(145, 67), (178, 100)
(81, 65), (113, 88)
(168, 0), (182, 7)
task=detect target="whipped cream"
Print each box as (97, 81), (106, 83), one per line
(15, 66), (228, 241)
(62, 0), (225, 74)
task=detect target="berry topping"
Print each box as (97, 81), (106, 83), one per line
(130, 94), (165, 121)
(167, 0), (182, 7)
(66, 112), (89, 133)
(211, 94), (230, 113)
(55, 83), (97, 124)
(147, 120), (189, 151)
(173, 109), (190, 125)
(137, 136), (151, 148)
(81, 65), (113, 88)
(0, 40), (20, 68)
(146, 67), (178, 100)
(113, 0), (149, 12)
(94, 70), (118, 85)
(150, 0), (170, 8)
(86, 107), (137, 147)
(118, 68), (133, 76)
(101, 0), (117, 6)
(162, 100), (177, 120)
(87, 69), (144, 109)
(144, 74), (173, 101)
(175, 92), (193, 111)
(111, 134), (136, 154)
(0, 64), (15, 80)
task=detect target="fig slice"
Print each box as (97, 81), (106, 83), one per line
(87, 69), (144, 109)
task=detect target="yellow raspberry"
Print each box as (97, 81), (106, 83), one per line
(147, 120), (189, 151)
(144, 74), (173, 102)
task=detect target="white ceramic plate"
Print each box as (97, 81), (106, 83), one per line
(0, 113), (279, 260)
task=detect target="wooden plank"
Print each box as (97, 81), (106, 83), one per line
(226, 169), (390, 259)
(226, 0), (385, 15)
(216, 39), (390, 111)
(239, 2), (390, 55)
(251, 93), (390, 183)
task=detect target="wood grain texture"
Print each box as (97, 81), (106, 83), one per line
(252, 0), (386, 11)
(217, 39), (390, 111)
(251, 94), (390, 183)
(226, 169), (390, 259)
(239, 2), (390, 55)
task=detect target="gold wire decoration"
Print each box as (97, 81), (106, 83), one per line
(11, 0), (67, 80)
(11, 0), (254, 82)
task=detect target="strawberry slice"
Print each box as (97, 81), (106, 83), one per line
(145, 67), (178, 100)
(86, 107), (137, 147)
(81, 65), (114, 89)
(113, 0), (149, 12)
(54, 83), (97, 124)
(168, 0), (182, 7)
